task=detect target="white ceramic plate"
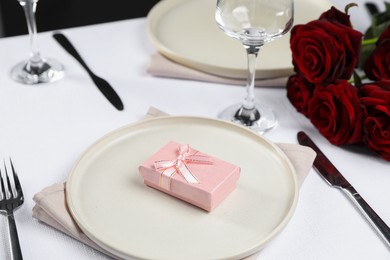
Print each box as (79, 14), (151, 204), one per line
(147, 0), (332, 79)
(66, 116), (298, 260)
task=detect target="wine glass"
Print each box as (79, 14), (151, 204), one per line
(11, 0), (64, 84)
(215, 0), (294, 133)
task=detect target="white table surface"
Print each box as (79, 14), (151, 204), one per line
(0, 0), (389, 259)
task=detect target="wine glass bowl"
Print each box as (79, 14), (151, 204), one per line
(216, 1), (294, 43)
(11, 0), (64, 84)
(215, 0), (294, 133)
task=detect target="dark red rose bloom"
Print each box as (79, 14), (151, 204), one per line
(286, 75), (314, 116)
(290, 9), (363, 84)
(319, 6), (353, 28)
(364, 26), (390, 81)
(307, 80), (364, 145)
(360, 81), (390, 161)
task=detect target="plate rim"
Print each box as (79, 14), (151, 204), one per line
(66, 115), (299, 259)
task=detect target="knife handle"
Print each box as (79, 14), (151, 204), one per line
(342, 186), (390, 248)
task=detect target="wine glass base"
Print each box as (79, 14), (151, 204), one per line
(218, 103), (277, 134)
(11, 58), (64, 85)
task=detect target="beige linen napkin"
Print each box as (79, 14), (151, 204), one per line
(147, 53), (289, 88)
(32, 106), (316, 260)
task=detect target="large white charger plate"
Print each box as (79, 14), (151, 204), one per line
(66, 116), (298, 260)
(147, 0), (332, 79)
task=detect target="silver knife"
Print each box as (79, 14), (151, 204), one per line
(297, 131), (390, 249)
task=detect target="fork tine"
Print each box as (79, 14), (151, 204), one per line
(3, 160), (13, 199)
(0, 168), (4, 199)
(9, 158), (22, 197)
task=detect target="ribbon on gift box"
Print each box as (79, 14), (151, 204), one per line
(154, 144), (214, 190)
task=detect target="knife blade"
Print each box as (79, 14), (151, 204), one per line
(53, 32), (124, 111)
(297, 131), (390, 248)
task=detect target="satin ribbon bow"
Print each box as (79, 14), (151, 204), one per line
(154, 144), (214, 190)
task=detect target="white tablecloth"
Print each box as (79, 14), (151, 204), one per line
(0, 0), (389, 259)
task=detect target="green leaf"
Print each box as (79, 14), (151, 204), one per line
(360, 2), (390, 69)
(359, 43), (375, 69)
(365, 3), (390, 38)
(352, 70), (363, 88)
(345, 3), (358, 14)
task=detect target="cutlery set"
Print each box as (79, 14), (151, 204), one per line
(1, 1), (389, 257)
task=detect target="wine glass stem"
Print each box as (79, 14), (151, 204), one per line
(20, 1), (42, 65)
(243, 45), (260, 110)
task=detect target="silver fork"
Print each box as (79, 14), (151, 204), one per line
(0, 159), (24, 260)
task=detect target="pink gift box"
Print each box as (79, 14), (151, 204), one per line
(138, 141), (240, 212)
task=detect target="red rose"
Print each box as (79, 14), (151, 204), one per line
(286, 75), (314, 116)
(287, 5), (390, 162)
(290, 8), (362, 84)
(319, 6), (353, 27)
(364, 26), (390, 81)
(307, 80), (364, 145)
(360, 81), (390, 161)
